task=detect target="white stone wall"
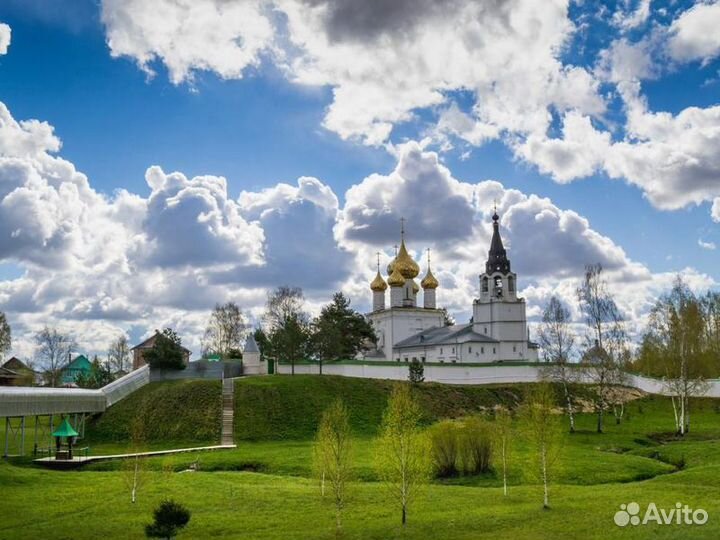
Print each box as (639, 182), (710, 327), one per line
(275, 362), (720, 396)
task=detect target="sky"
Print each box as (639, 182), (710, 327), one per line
(0, 0), (718, 360)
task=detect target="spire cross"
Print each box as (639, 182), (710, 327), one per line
(400, 216), (406, 238)
(426, 248), (431, 267)
(394, 244), (398, 256)
(376, 251), (381, 271)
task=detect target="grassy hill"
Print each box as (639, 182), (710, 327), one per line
(86, 379), (222, 444)
(233, 375), (531, 440)
(7, 375), (720, 538)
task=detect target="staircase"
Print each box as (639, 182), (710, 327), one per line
(221, 377), (235, 446)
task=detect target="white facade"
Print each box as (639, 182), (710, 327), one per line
(365, 213), (538, 364)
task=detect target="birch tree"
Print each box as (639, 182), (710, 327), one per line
(520, 383), (563, 509)
(108, 335), (130, 374)
(375, 384), (431, 526)
(538, 296), (579, 432)
(123, 415), (148, 504)
(640, 278), (710, 435)
(493, 409), (513, 496)
(313, 398), (352, 533)
(576, 264), (627, 433)
(202, 302), (247, 359)
(34, 327), (77, 387)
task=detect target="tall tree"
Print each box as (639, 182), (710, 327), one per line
(0, 311), (11, 359)
(313, 398), (353, 533)
(639, 277), (710, 435)
(375, 384), (431, 526)
(576, 264), (627, 433)
(143, 329), (186, 370)
(263, 287), (310, 375)
(310, 293), (376, 372)
(538, 296), (579, 432)
(108, 335), (131, 374)
(520, 383), (563, 509)
(202, 302), (247, 359)
(34, 326), (77, 387)
(263, 286), (307, 331)
(493, 409), (513, 496)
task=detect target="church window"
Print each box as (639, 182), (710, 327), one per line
(513, 345), (516, 352)
(481, 347), (485, 354)
(421, 357), (426, 363)
(451, 347), (455, 354)
(440, 347), (443, 354)
(494, 276), (503, 289)
(493, 347), (496, 354)
(484, 327), (487, 334)
(508, 276), (515, 293)
(468, 346), (472, 353)
(482, 276), (489, 293)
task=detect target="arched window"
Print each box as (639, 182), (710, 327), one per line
(508, 275), (515, 293)
(482, 276), (489, 293)
(494, 276), (503, 289)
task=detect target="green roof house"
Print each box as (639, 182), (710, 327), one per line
(61, 355), (92, 386)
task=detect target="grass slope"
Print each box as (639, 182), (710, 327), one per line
(5, 375), (720, 538)
(86, 380), (222, 444)
(234, 375), (529, 440)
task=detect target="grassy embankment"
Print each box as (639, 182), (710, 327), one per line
(2, 375), (720, 539)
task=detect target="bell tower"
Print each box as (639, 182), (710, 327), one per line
(473, 210), (530, 360)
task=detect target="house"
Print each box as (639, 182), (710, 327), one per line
(0, 357), (39, 386)
(131, 330), (192, 370)
(61, 355), (93, 385)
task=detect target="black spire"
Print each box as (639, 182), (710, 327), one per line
(486, 211), (511, 274)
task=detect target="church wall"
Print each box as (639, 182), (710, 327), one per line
(368, 308), (444, 361)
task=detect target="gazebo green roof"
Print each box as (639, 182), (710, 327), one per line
(52, 418), (79, 438)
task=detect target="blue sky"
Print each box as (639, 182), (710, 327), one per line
(0, 0), (718, 358)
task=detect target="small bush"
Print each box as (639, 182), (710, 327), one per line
(145, 499), (191, 539)
(458, 416), (493, 475)
(429, 421), (459, 477)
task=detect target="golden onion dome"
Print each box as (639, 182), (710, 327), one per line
(386, 258), (395, 275)
(370, 270), (388, 292)
(421, 267), (439, 289)
(387, 266), (406, 287)
(412, 280), (420, 294)
(393, 240), (420, 279)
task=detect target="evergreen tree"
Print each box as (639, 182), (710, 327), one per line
(310, 293), (376, 370)
(143, 329), (186, 370)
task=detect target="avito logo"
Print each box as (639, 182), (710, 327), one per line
(614, 502), (708, 527)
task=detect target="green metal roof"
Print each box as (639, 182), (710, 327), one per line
(52, 418), (79, 438)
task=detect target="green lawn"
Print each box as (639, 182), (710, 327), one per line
(2, 377), (720, 539)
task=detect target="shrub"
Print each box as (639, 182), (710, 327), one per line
(459, 416), (493, 475)
(429, 421), (459, 477)
(145, 499), (191, 539)
(408, 359), (424, 384)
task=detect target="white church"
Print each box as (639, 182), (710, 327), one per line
(365, 212), (539, 364)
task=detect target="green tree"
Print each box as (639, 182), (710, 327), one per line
(143, 329), (186, 370)
(263, 287), (310, 375)
(310, 293), (376, 372)
(75, 356), (115, 389)
(638, 277), (711, 435)
(520, 383), (563, 509)
(313, 398), (353, 533)
(0, 311), (11, 359)
(145, 499), (191, 539)
(375, 384), (431, 526)
(408, 359), (424, 384)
